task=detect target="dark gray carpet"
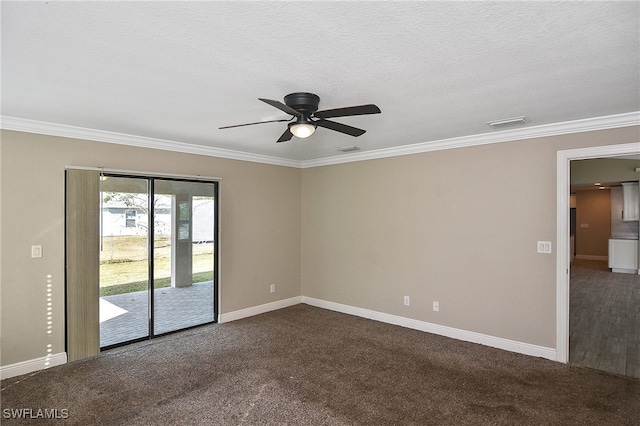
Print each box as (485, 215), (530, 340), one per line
(2, 304), (639, 425)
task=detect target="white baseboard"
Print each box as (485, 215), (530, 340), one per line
(574, 254), (608, 261)
(301, 296), (557, 361)
(218, 296), (302, 323)
(1, 297), (300, 380)
(1, 296), (556, 380)
(1, 352), (67, 380)
(612, 268), (638, 274)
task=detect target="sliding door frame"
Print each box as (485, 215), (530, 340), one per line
(66, 166), (220, 356)
(148, 177), (155, 339)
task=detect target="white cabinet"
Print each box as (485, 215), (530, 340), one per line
(608, 239), (638, 273)
(621, 182), (639, 221)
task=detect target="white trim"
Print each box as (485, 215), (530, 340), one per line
(611, 268), (638, 274)
(64, 165), (222, 182)
(3, 286), (569, 380)
(556, 142), (640, 363)
(0, 116), (300, 168)
(218, 296), (302, 323)
(301, 297), (557, 361)
(300, 112), (640, 168)
(0, 352), (67, 380)
(2, 112), (638, 169)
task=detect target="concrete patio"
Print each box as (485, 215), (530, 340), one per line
(100, 281), (215, 348)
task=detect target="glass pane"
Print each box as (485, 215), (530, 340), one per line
(153, 180), (216, 335)
(99, 176), (150, 347)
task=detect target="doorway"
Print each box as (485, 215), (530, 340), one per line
(99, 174), (218, 348)
(556, 142), (639, 371)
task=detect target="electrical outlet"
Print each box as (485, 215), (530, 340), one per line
(403, 296), (410, 306)
(270, 284), (276, 293)
(433, 301), (439, 312)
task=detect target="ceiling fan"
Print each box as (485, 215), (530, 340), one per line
(219, 92), (381, 143)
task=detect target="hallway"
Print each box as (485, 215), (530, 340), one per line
(570, 259), (639, 378)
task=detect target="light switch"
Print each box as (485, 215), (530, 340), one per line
(31, 245), (43, 258)
(537, 241), (552, 254)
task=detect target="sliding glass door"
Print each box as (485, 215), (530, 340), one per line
(153, 179), (216, 335)
(99, 176), (150, 347)
(99, 175), (218, 348)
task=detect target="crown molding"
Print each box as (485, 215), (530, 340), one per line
(2, 112), (638, 169)
(0, 116), (300, 168)
(300, 111), (640, 168)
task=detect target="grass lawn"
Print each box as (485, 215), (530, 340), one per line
(100, 235), (214, 295)
(99, 271), (213, 296)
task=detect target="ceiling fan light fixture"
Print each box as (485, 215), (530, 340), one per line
(289, 122), (316, 138)
(220, 93), (380, 143)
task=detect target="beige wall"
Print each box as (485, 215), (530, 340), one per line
(574, 190), (612, 257)
(301, 127), (639, 349)
(0, 130), (301, 366)
(1, 125), (638, 367)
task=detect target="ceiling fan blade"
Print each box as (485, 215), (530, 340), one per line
(259, 98), (301, 117)
(314, 104), (381, 119)
(315, 119), (366, 137)
(276, 128), (293, 143)
(219, 118), (291, 129)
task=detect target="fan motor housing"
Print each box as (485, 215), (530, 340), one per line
(284, 92), (320, 114)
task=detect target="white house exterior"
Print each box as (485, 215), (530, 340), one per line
(101, 195), (214, 242)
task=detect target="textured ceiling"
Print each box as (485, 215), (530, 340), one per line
(2, 1), (639, 163)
